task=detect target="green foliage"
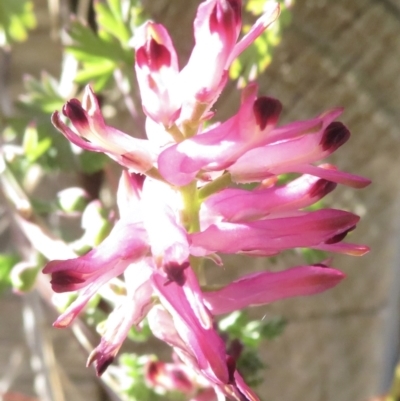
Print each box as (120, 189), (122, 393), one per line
(19, 73), (65, 115)
(22, 123), (52, 163)
(219, 311), (286, 387)
(219, 311), (286, 348)
(66, 0), (145, 91)
(230, 0), (294, 85)
(0, 0), (36, 46)
(15, 74), (76, 170)
(16, 73), (110, 173)
(0, 253), (19, 292)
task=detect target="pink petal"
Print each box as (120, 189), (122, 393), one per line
(141, 179), (190, 283)
(52, 86), (155, 172)
(295, 163), (371, 189)
(134, 22), (181, 126)
(116, 171), (144, 221)
(228, 121), (350, 183)
(158, 85), (282, 186)
(179, 0), (242, 109)
(87, 262), (154, 375)
(190, 209), (360, 256)
(53, 276), (112, 328)
(313, 242), (370, 256)
(202, 174), (336, 222)
(43, 219), (149, 292)
(152, 271), (229, 385)
(228, 1), (280, 63)
(203, 265), (345, 315)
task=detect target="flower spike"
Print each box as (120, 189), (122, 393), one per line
(44, 0), (369, 394)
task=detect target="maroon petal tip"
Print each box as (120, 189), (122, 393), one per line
(137, 39), (171, 71)
(87, 349), (115, 377)
(63, 100), (89, 126)
(253, 96), (282, 130)
(309, 179), (337, 198)
(325, 225), (356, 244)
(320, 121), (350, 151)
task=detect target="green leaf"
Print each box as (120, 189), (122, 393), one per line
(18, 73), (65, 115)
(95, 1), (131, 44)
(236, 348), (265, 387)
(65, 0), (141, 90)
(22, 123), (52, 163)
(0, 254), (19, 293)
(0, 0), (36, 46)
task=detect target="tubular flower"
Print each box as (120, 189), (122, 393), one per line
(179, 0), (279, 115)
(44, 0), (370, 400)
(134, 21), (181, 127)
(52, 85), (155, 172)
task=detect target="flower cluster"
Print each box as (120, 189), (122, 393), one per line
(44, 0), (370, 400)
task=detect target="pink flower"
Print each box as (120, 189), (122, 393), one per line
(179, 0), (279, 114)
(202, 174), (337, 223)
(203, 265), (345, 315)
(148, 281), (259, 401)
(145, 360), (195, 394)
(190, 209), (364, 257)
(158, 84), (282, 186)
(134, 22), (181, 127)
(227, 121), (370, 187)
(87, 261), (154, 375)
(158, 96), (369, 188)
(52, 86), (155, 172)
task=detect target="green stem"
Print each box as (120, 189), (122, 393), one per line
(182, 101), (209, 138)
(145, 166), (169, 183)
(198, 172), (232, 200)
(165, 124), (185, 142)
(180, 181), (207, 282)
(180, 181), (200, 233)
(190, 255), (206, 286)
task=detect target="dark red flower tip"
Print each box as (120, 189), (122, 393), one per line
(147, 361), (162, 379)
(227, 338), (244, 361)
(163, 261), (190, 286)
(96, 356), (114, 377)
(170, 369), (192, 388)
(253, 97), (282, 130)
(63, 99), (89, 126)
(133, 173), (146, 191)
(227, 0), (242, 25)
(320, 121), (350, 151)
(325, 225), (356, 244)
(209, 0), (241, 34)
(309, 179), (337, 198)
(136, 39), (171, 71)
(226, 355), (237, 384)
(50, 271), (86, 287)
(312, 263), (329, 268)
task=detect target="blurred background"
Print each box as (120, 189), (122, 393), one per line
(0, 0), (399, 400)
